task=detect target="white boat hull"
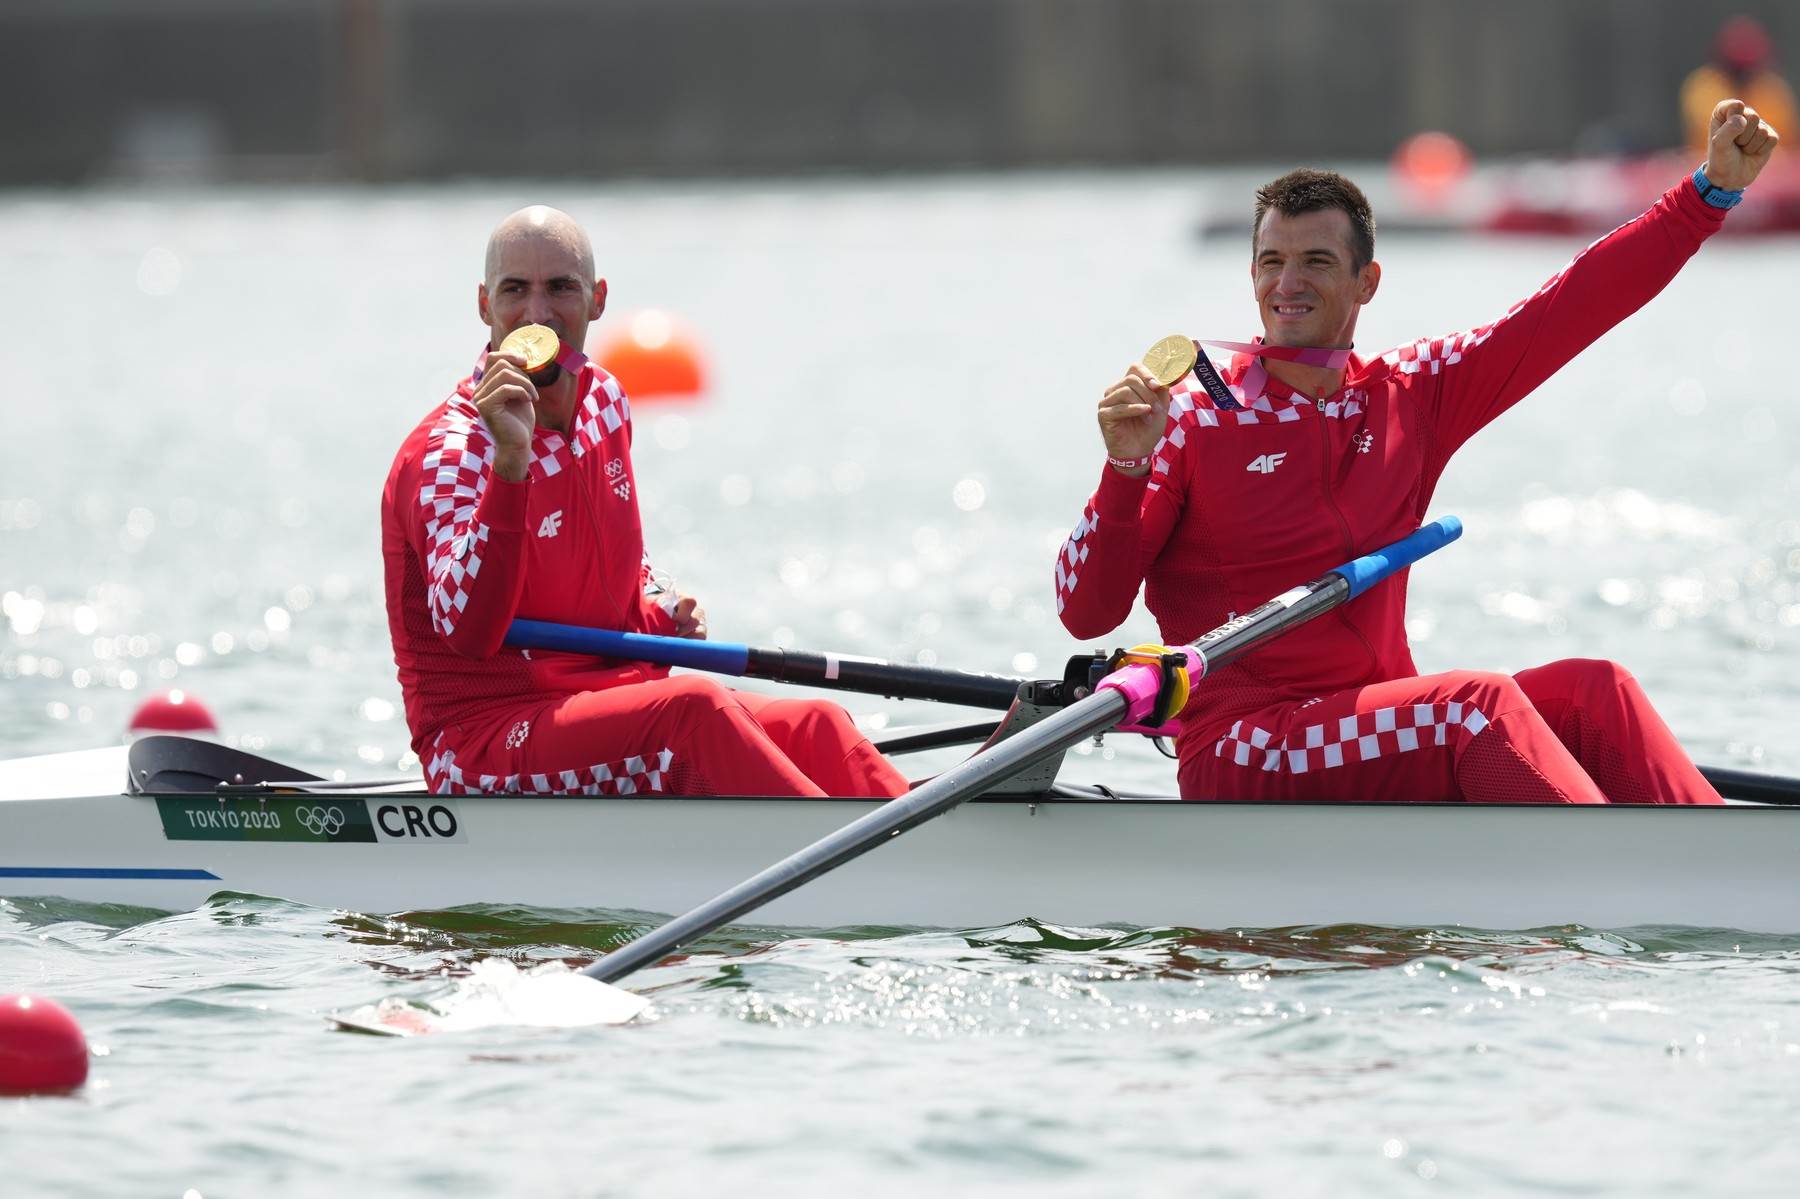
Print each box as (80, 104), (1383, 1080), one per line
(4, 746), (1797, 932)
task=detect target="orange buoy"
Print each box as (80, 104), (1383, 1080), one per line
(1392, 131), (1472, 206)
(591, 310), (706, 401)
(128, 688), (218, 736)
(0, 995), (89, 1095)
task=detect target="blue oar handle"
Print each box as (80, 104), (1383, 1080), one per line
(504, 619), (1025, 708)
(1332, 516), (1463, 600)
(506, 620), (751, 674)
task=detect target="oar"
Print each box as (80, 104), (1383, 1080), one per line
(505, 620), (1022, 710)
(575, 516), (1463, 989)
(1700, 766), (1800, 805)
(874, 718), (1003, 755)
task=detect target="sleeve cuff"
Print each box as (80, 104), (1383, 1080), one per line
(1677, 173), (1733, 227)
(1094, 461), (1151, 521)
(475, 475), (531, 533)
(640, 595), (679, 636)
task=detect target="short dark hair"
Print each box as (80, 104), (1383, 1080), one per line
(1253, 169), (1376, 270)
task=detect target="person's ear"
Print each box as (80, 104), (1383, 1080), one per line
(1358, 260), (1381, 305)
(592, 279), (607, 321)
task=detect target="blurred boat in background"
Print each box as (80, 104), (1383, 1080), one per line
(1198, 147), (1800, 242)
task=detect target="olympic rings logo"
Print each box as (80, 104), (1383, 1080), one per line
(296, 805), (346, 837)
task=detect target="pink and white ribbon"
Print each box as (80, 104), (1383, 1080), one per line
(1187, 338), (1353, 408)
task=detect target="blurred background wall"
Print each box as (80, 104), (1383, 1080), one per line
(1, 0), (1794, 186)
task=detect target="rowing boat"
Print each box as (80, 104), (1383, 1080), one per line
(6, 738), (1800, 933)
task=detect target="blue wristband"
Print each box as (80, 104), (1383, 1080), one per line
(1692, 166), (1744, 210)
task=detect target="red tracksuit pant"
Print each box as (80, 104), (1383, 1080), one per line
(1178, 658), (1721, 805)
(423, 675), (910, 799)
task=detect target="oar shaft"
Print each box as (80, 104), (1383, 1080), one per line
(1188, 576), (1348, 668)
(744, 647), (1020, 708)
(1107, 516), (1464, 728)
(585, 691), (1128, 984)
(505, 620), (1021, 710)
(1701, 765), (1800, 805)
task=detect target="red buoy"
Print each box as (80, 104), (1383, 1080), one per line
(1392, 130), (1473, 206)
(591, 310), (707, 401)
(127, 688), (218, 735)
(0, 995), (89, 1094)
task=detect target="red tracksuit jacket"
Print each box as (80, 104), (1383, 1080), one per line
(1055, 178), (1727, 754)
(381, 355), (678, 758)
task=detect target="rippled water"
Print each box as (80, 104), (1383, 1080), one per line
(3, 172), (1799, 1193)
(10, 898), (1800, 1195)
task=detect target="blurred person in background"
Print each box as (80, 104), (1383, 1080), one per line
(381, 206), (908, 800)
(1683, 16), (1796, 156)
(1056, 103), (1779, 805)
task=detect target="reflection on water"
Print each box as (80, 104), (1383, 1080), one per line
(11, 886), (1800, 1193)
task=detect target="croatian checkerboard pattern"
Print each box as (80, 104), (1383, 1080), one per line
(1378, 242), (1590, 379)
(1382, 328), (1496, 376)
(417, 399), (498, 638)
(426, 736), (676, 796)
(1213, 701), (1492, 773)
(1053, 509), (1100, 614)
(1143, 373), (1360, 497)
(1054, 353), (1371, 610)
(417, 372), (632, 637)
(527, 373), (630, 476)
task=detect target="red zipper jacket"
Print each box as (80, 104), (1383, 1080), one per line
(382, 354), (678, 756)
(1054, 178), (1727, 744)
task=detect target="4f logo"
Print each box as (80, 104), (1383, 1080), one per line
(537, 510), (564, 538)
(1245, 452), (1288, 475)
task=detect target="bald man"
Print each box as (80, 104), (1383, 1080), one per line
(380, 207), (909, 798)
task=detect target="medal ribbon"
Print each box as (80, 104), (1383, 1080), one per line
(1188, 339), (1352, 409)
(1197, 339), (1351, 369)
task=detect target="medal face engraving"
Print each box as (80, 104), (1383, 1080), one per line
(499, 324), (561, 375)
(1142, 335), (1198, 387)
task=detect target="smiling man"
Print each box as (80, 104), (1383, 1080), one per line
(380, 206), (908, 799)
(1055, 101), (1779, 804)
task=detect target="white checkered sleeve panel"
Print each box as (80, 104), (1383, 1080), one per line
(417, 401), (499, 639)
(1376, 227), (1618, 382)
(1148, 389), (1219, 493)
(1383, 326), (1500, 377)
(426, 736), (677, 797)
(1213, 702), (1493, 775)
(1145, 381), (1315, 466)
(1053, 507), (1100, 614)
(572, 373), (630, 459)
(515, 368), (631, 480)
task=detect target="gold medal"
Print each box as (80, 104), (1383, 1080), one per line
(498, 324), (562, 378)
(1142, 335), (1197, 387)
